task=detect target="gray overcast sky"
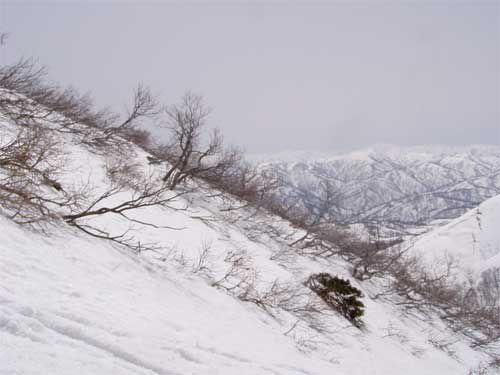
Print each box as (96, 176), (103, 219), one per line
(1, 1), (499, 153)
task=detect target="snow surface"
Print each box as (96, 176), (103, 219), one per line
(0, 116), (495, 374)
(410, 194), (500, 280)
(0, 216), (341, 375)
(0, 208), (488, 375)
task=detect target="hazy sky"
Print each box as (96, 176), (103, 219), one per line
(1, 1), (499, 153)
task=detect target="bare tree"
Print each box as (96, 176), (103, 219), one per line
(0, 57), (158, 153)
(477, 268), (500, 314)
(90, 84), (159, 150)
(0, 125), (81, 228)
(0, 54), (166, 236)
(62, 157), (186, 252)
(376, 253), (500, 349)
(157, 92), (241, 189)
(348, 228), (405, 281)
(0, 32), (8, 46)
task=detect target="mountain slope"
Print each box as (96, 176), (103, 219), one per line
(410, 194), (500, 280)
(0, 97), (496, 374)
(0, 135), (494, 374)
(0, 200), (489, 375)
(0, 216), (342, 375)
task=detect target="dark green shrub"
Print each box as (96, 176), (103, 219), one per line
(306, 273), (365, 327)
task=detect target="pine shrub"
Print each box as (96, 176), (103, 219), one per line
(306, 273), (365, 327)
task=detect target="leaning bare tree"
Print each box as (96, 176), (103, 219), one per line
(157, 92), (241, 190)
(61, 155), (187, 252)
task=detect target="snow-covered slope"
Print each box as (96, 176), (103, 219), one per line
(0, 116), (495, 373)
(0, 216), (343, 375)
(255, 145), (500, 228)
(0, 197), (489, 375)
(410, 194), (500, 280)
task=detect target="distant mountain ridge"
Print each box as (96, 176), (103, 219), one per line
(255, 144), (500, 228)
(251, 144), (500, 163)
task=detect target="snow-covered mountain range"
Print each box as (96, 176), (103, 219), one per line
(255, 145), (500, 229)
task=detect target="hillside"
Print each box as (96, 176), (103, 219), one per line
(0, 111), (496, 374)
(1, 5), (498, 373)
(0, 215), (340, 375)
(409, 194), (500, 280)
(255, 145), (500, 229)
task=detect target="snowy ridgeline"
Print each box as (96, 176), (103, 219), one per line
(0, 119), (497, 374)
(254, 145), (500, 228)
